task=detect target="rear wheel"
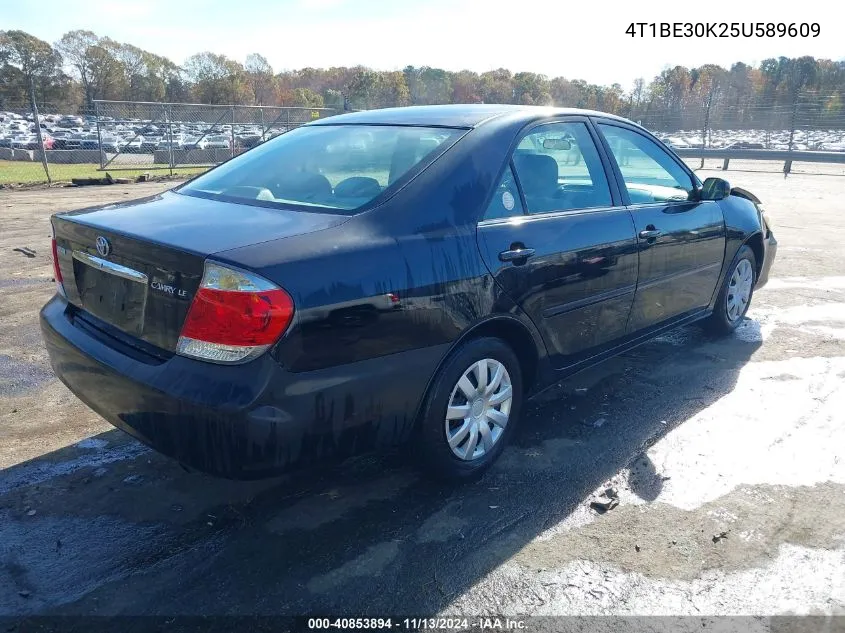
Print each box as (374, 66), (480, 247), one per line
(417, 337), (523, 481)
(704, 245), (757, 335)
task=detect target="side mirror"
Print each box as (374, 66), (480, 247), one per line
(700, 177), (731, 201)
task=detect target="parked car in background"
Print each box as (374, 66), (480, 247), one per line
(52, 133), (78, 150)
(10, 135), (31, 149)
(124, 136), (145, 153)
(157, 135), (185, 151)
(665, 136), (691, 149)
(55, 132), (98, 151)
(204, 135), (231, 150)
(10, 134), (54, 150)
(141, 136), (161, 153)
(725, 141), (766, 150)
(183, 136), (208, 150)
(58, 116), (84, 128)
(6, 122), (29, 135)
(100, 135), (126, 153)
(41, 104), (777, 482)
(237, 134), (264, 149)
(80, 134), (99, 150)
(820, 142), (845, 152)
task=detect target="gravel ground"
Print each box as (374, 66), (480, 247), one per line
(0, 168), (843, 619)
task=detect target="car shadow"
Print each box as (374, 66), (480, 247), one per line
(0, 321), (760, 617)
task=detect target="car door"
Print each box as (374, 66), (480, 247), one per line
(595, 121), (726, 333)
(476, 118), (639, 369)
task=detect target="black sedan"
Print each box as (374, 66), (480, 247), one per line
(40, 104), (777, 481)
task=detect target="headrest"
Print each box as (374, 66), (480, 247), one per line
(513, 153), (558, 196)
(334, 176), (382, 200)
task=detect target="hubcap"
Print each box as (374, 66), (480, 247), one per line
(445, 358), (513, 461)
(726, 258), (753, 322)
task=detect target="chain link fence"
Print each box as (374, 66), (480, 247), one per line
(635, 93), (845, 152)
(1, 102), (96, 186)
(2, 96), (844, 186)
(93, 101), (339, 174)
(634, 94), (845, 174)
(0, 101), (339, 186)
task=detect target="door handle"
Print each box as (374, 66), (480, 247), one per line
(498, 247), (535, 263)
(638, 229), (663, 240)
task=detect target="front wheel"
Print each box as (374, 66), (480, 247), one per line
(704, 245), (757, 335)
(416, 337), (523, 481)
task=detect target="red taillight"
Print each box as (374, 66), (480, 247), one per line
(51, 236), (66, 297)
(181, 287), (293, 346)
(51, 238), (62, 282)
(176, 261), (294, 364)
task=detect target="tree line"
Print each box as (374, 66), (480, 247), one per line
(2, 29), (844, 131)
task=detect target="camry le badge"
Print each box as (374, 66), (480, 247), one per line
(95, 236), (110, 257)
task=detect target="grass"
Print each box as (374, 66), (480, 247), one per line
(0, 161), (209, 185)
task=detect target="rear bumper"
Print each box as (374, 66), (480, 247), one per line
(756, 229), (778, 289)
(40, 295), (446, 479)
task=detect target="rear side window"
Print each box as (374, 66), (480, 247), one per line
(179, 125), (462, 213)
(483, 165), (525, 220)
(512, 121), (612, 214)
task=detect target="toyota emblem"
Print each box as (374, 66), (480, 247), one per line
(95, 236), (111, 257)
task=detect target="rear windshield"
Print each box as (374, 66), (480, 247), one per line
(178, 124), (462, 213)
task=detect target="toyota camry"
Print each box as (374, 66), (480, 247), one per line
(40, 104), (777, 480)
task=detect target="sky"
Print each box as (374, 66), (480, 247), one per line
(2, 0), (841, 90)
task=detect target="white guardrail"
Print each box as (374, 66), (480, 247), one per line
(673, 148), (845, 174)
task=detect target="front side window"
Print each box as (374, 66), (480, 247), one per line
(179, 125), (462, 213)
(511, 121), (612, 215)
(598, 124), (695, 204)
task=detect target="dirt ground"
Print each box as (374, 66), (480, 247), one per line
(0, 165), (844, 619)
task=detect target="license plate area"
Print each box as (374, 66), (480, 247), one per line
(72, 252), (148, 336)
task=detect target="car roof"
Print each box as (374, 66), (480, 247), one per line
(307, 104), (631, 129)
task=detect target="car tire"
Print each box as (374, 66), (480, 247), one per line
(416, 337), (523, 482)
(704, 245), (757, 336)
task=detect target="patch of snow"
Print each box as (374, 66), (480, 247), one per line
(763, 276), (845, 291)
(445, 545), (845, 616)
(732, 301), (845, 343)
(648, 356), (845, 510)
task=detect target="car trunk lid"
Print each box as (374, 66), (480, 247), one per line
(53, 190), (348, 353)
